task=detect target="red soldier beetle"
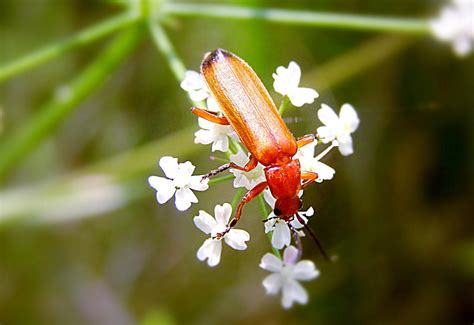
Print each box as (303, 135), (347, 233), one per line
(191, 49), (328, 259)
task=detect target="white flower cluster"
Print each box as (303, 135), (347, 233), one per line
(148, 59), (360, 308)
(431, 0), (474, 56)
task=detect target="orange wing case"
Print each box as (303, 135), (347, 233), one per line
(201, 49), (297, 166)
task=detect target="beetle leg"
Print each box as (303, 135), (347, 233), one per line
(202, 154), (258, 180)
(297, 134), (319, 148)
(301, 171), (318, 188)
(191, 107), (230, 125)
(214, 181), (268, 239)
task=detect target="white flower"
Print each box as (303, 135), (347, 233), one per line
(205, 96), (221, 113)
(180, 70), (209, 102)
(317, 103), (360, 156)
(294, 140), (336, 183)
(264, 207), (315, 249)
(229, 150), (266, 190)
(180, 70), (221, 112)
(272, 61), (319, 107)
(260, 246), (319, 308)
(431, 0), (474, 56)
(148, 156), (209, 211)
(194, 203), (250, 267)
(194, 117), (236, 152)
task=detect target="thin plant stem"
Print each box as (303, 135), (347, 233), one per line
(0, 12), (142, 83)
(208, 174), (235, 185)
(0, 27), (145, 180)
(208, 155), (230, 164)
(278, 96), (291, 115)
(257, 194), (281, 258)
(148, 21), (187, 83)
(231, 188), (245, 211)
(228, 139), (242, 155)
(162, 3), (430, 34)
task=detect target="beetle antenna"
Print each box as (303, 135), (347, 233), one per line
(296, 213), (330, 262)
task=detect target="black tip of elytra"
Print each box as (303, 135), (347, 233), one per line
(201, 48), (233, 70)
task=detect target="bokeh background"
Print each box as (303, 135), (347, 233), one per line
(1, 0), (473, 324)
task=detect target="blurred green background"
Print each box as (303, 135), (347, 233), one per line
(1, 0), (473, 324)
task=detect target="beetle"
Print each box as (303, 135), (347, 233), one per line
(191, 49), (327, 258)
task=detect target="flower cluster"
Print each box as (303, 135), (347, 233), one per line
(149, 58), (359, 308)
(431, 0), (474, 57)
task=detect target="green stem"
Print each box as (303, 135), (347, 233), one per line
(231, 188), (245, 211)
(162, 3), (430, 34)
(0, 27), (145, 180)
(228, 139), (242, 155)
(257, 194), (281, 258)
(208, 174), (235, 185)
(0, 12), (141, 83)
(148, 21), (187, 83)
(278, 96), (291, 115)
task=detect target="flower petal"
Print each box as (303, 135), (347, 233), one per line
(232, 173), (251, 189)
(263, 189), (276, 208)
(159, 156), (179, 179)
(180, 70), (209, 102)
(264, 216), (277, 233)
(318, 104), (340, 129)
(197, 238), (222, 267)
(293, 260), (320, 281)
(188, 176), (209, 192)
(262, 273), (283, 295)
(229, 150), (248, 166)
(194, 129), (214, 145)
(214, 203), (232, 225)
(148, 176), (176, 204)
(193, 210), (217, 235)
(316, 126), (336, 143)
(337, 133), (354, 156)
(283, 246), (299, 265)
(281, 280), (308, 309)
(211, 135), (229, 152)
(303, 206), (314, 217)
(271, 221), (291, 249)
(313, 161), (335, 182)
(189, 89), (209, 102)
(453, 36), (472, 56)
(176, 161), (195, 179)
(174, 187), (198, 211)
(290, 211), (311, 229)
(339, 103), (360, 133)
(286, 61), (302, 88)
(259, 252), (283, 272)
(225, 229), (250, 250)
(206, 96), (221, 112)
(288, 87), (319, 107)
(180, 70), (204, 91)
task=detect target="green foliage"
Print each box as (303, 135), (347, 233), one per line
(0, 0), (473, 324)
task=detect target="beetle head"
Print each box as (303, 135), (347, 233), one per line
(273, 196), (302, 219)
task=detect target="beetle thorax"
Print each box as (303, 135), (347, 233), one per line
(265, 159), (301, 201)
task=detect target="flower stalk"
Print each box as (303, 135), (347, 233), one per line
(0, 27), (145, 180)
(162, 3), (431, 34)
(0, 12), (142, 83)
